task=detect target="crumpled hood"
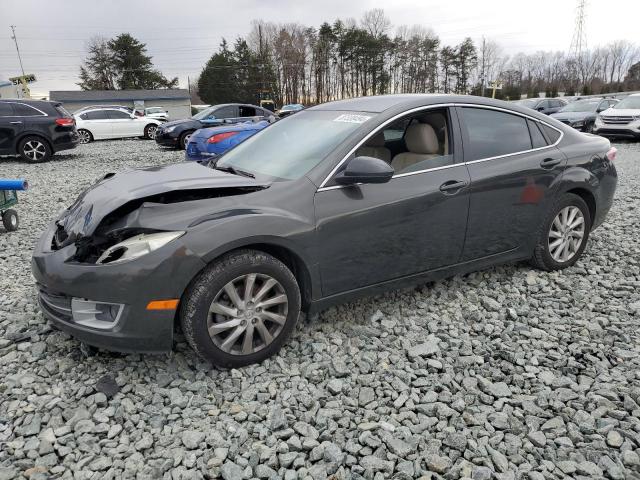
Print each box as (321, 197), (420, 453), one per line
(57, 162), (269, 242)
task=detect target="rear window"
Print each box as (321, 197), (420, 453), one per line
(54, 104), (72, 118)
(541, 124), (561, 144)
(461, 107), (532, 161)
(0, 103), (13, 116)
(528, 120), (548, 149)
(13, 103), (43, 116)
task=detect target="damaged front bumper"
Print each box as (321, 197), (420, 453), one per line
(32, 222), (207, 353)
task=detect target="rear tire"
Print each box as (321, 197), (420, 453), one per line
(530, 193), (591, 271)
(18, 136), (51, 163)
(144, 124), (158, 140)
(78, 129), (93, 144)
(180, 250), (301, 368)
(179, 131), (193, 150)
(2, 209), (19, 232)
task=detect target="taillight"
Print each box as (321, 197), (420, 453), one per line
(606, 146), (617, 162)
(55, 117), (75, 126)
(207, 131), (239, 144)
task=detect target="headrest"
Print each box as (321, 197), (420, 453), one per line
(366, 132), (386, 147)
(405, 123), (439, 154)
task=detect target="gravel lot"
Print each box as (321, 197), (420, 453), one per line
(0, 139), (639, 480)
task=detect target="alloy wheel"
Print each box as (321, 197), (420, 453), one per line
(23, 140), (46, 161)
(79, 130), (91, 144)
(548, 206), (585, 263)
(182, 134), (191, 148)
(147, 125), (157, 139)
(207, 273), (288, 355)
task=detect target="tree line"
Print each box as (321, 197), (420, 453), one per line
(196, 9), (640, 105)
(77, 10), (640, 105)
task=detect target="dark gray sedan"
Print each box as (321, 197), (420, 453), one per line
(33, 94), (618, 367)
(551, 98), (619, 132)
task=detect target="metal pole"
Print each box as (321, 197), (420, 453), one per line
(10, 26), (26, 78)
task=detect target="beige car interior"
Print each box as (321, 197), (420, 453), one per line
(354, 110), (452, 175)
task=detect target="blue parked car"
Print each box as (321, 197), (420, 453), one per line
(185, 120), (269, 161)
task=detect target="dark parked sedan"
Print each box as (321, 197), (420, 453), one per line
(33, 95), (617, 367)
(550, 98), (618, 132)
(514, 97), (567, 115)
(0, 99), (79, 162)
(155, 103), (274, 149)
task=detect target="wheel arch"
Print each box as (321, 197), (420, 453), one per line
(15, 132), (53, 153)
(564, 187), (596, 227)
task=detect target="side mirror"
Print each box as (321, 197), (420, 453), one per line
(130, 114), (136, 119)
(334, 156), (394, 185)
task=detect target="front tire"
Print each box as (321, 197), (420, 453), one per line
(144, 124), (158, 140)
(530, 193), (591, 271)
(2, 209), (19, 231)
(18, 136), (51, 163)
(180, 250), (301, 368)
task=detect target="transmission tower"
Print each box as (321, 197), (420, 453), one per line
(569, 0), (588, 60)
(568, 0), (588, 92)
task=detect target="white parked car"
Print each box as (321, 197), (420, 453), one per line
(142, 107), (169, 122)
(74, 107), (162, 144)
(594, 93), (640, 140)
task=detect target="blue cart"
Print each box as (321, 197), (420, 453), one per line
(0, 179), (28, 232)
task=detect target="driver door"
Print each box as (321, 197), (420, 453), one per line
(313, 107), (471, 297)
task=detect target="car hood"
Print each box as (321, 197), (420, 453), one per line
(600, 109), (640, 116)
(160, 118), (201, 129)
(191, 121), (267, 140)
(550, 111), (591, 121)
(56, 162), (269, 243)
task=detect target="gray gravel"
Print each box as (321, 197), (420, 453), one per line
(1, 138), (639, 480)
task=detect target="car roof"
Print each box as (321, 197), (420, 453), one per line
(309, 94), (548, 114)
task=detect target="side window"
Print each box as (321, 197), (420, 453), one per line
(461, 108), (532, 161)
(540, 124), (561, 144)
(107, 110), (131, 119)
(239, 106), (256, 117)
(527, 119), (548, 149)
(85, 110), (109, 120)
(0, 103), (14, 116)
(551, 100), (564, 108)
(80, 113), (89, 120)
(349, 108), (454, 176)
(13, 103), (42, 116)
(212, 106), (236, 119)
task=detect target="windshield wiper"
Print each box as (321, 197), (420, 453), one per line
(213, 164), (255, 178)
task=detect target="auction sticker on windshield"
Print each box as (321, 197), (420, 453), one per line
(333, 114), (371, 123)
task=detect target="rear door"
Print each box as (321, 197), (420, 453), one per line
(0, 103), (22, 154)
(457, 106), (566, 261)
(107, 109), (138, 137)
(82, 110), (112, 139)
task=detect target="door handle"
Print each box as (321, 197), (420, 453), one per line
(439, 180), (468, 193)
(10, 121), (22, 124)
(540, 157), (561, 168)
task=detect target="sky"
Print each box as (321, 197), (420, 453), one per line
(1, 0), (639, 97)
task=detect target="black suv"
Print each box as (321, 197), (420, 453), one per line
(0, 99), (79, 162)
(155, 103), (275, 149)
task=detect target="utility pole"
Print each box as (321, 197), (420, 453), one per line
(10, 25), (30, 98)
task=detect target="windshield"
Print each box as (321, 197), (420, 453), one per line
(216, 110), (373, 180)
(560, 100), (600, 112)
(514, 99), (537, 108)
(614, 96), (640, 109)
(192, 106), (217, 120)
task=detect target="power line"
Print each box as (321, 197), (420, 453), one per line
(9, 25), (26, 77)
